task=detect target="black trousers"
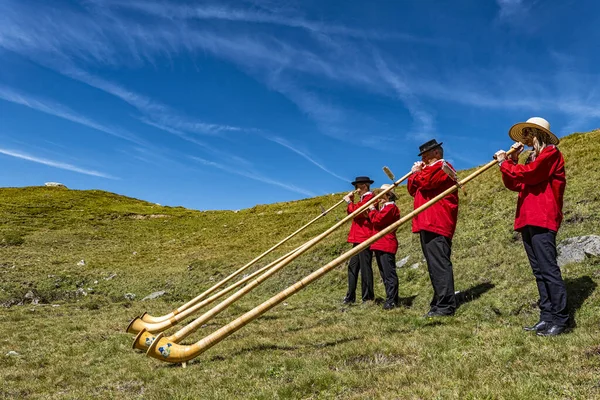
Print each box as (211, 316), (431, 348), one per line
(374, 250), (399, 305)
(521, 226), (568, 327)
(420, 230), (456, 314)
(346, 244), (374, 302)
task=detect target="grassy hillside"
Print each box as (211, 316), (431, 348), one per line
(1, 130), (600, 399)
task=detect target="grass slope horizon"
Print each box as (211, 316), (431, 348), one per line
(1, 130), (600, 399)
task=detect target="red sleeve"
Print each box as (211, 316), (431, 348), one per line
(369, 205), (399, 230)
(500, 146), (561, 186)
(407, 175), (418, 197)
(409, 163), (453, 191)
(347, 193), (374, 217)
(500, 160), (525, 192)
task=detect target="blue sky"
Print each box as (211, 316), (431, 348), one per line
(1, 0), (599, 210)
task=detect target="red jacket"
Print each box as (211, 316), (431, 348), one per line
(500, 145), (566, 232)
(407, 160), (459, 239)
(347, 192), (374, 243)
(369, 202), (400, 253)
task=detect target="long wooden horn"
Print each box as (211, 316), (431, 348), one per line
(131, 170), (401, 348)
(129, 239), (310, 342)
(145, 146), (518, 363)
(131, 169), (409, 345)
(129, 172), (406, 336)
(136, 196), (348, 325)
(140, 169), (411, 354)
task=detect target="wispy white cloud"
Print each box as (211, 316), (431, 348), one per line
(374, 55), (435, 141)
(496, 0), (527, 19)
(266, 79), (344, 137)
(138, 117), (253, 167)
(0, 147), (117, 179)
(0, 0), (388, 147)
(260, 74), (401, 150)
(2, 0), (599, 146)
(0, 0), (380, 91)
(60, 67), (244, 135)
(91, 0), (438, 44)
(266, 136), (349, 182)
(406, 70), (600, 131)
(0, 1), (119, 65)
(0, 85), (143, 144)
(190, 156), (315, 197)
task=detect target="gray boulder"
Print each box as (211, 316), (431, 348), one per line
(142, 291), (166, 301)
(124, 293), (136, 301)
(557, 235), (600, 267)
(21, 291), (40, 305)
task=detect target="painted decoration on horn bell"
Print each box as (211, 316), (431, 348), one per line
(146, 336), (156, 347)
(158, 343), (172, 358)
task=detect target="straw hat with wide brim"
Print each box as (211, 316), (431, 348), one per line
(380, 184), (395, 192)
(508, 117), (559, 146)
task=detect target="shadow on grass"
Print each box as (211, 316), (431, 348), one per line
(399, 295), (417, 308)
(312, 336), (361, 349)
(375, 295), (417, 308)
(566, 275), (596, 328)
(227, 336), (361, 357)
(456, 282), (495, 308)
(230, 343), (299, 357)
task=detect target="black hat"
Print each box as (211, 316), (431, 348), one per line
(418, 139), (443, 156)
(351, 176), (374, 186)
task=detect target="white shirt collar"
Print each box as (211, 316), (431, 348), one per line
(382, 201), (395, 208)
(427, 159), (445, 167)
(361, 191), (372, 200)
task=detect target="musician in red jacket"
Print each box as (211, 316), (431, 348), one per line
(368, 184), (401, 310)
(407, 139), (459, 317)
(342, 176), (375, 304)
(495, 117), (568, 336)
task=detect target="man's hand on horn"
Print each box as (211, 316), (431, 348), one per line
(411, 161), (425, 173)
(510, 142), (524, 162)
(343, 192), (354, 204)
(495, 142), (524, 165)
(494, 150), (507, 164)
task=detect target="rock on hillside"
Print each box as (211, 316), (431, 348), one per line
(45, 182), (67, 188)
(557, 235), (600, 267)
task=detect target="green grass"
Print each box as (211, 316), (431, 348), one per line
(1, 130), (600, 399)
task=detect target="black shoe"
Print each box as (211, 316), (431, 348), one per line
(537, 325), (567, 337)
(424, 310), (453, 318)
(523, 320), (550, 332)
(342, 297), (355, 305)
(383, 302), (396, 310)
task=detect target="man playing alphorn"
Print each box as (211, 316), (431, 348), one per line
(342, 176), (375, 304)
(407, 140), (459, 317)
(495, 117), (568, 336)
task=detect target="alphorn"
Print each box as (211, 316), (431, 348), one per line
(129, 240), (309, 345)
(130, 168), (411, 349)
(127, 195), (354, 335)
(131, 245), (306, 350)
(145, 146), (519, 363)
(137, 196), (348, 324)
